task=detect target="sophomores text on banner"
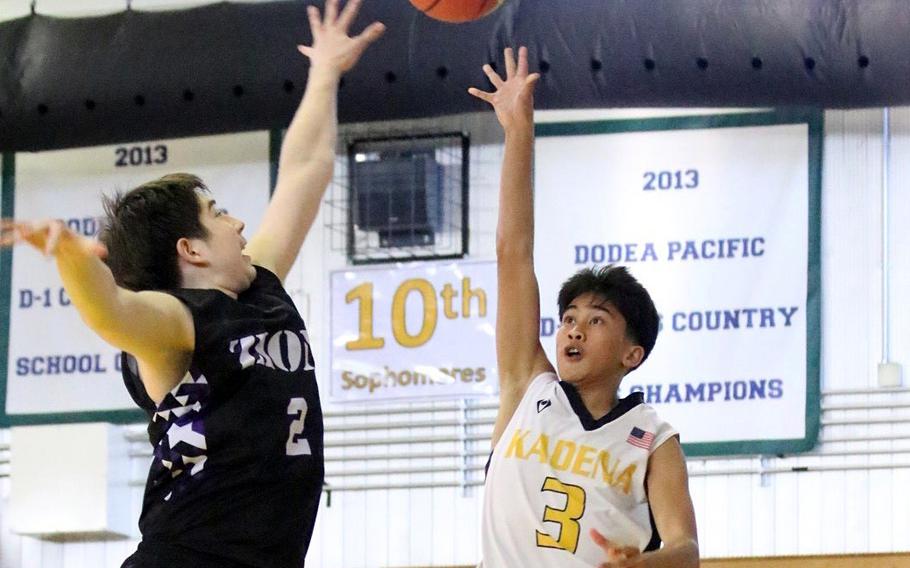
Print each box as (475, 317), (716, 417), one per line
(329, 261), (498, 402)
(533, 112), (821, 455)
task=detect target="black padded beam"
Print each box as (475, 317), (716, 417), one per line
(1, 0), (909, 151)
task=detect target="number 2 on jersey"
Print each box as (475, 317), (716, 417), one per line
(535, 476), (587, 554)
(286, 397), (312, 456)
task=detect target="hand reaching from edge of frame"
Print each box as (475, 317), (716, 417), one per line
(468, 46), (540, 132)
(0, 219), (108, 259)
(591, 528), (646, 568)
(298, 0), (385, 76)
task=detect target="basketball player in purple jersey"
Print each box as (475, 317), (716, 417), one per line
(2, 2), (383, 566)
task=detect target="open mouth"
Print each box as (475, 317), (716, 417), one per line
(564, 346), (582, 360)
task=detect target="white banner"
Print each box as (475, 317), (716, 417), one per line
(534, 114), (819, 453)
(329, 260), (498, 402)
(3, 132), (271, 420)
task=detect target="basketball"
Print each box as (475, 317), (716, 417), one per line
(409, 0), (506, 23)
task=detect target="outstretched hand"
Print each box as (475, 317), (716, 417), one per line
(591, 528), (645, 568)
(0, 219), (107, 259)
(299, 0), (385, 76)
(468, 46), (540, 131)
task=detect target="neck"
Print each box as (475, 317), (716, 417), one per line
(179, 269), (238, 299)
(571, 373), (623, 420)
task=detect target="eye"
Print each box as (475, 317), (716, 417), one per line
(215, 208), (228, 217)
(591, 316), (602, 325)
(561, 315), (574, 325)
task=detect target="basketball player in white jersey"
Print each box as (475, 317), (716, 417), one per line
(469, 47), (699, 567)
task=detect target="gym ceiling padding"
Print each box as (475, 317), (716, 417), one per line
(1, 0), (909, 151)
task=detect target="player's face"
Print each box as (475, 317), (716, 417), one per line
(196, 195), (256, 293)
(555, 293), (637, 386)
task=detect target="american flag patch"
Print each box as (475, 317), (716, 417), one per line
(626, 427), (655, 450)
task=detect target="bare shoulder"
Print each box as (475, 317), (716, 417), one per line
(108, 288), (195, 359)
(491, 354), (555, 448)
(82, 288), (195, 405)
(648, 435), (685, 471)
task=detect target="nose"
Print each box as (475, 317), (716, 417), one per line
(568, 325), (584, 341)
(230, 215), (245, 233)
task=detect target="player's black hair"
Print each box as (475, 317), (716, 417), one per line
(557, 265), (659, 370)
(99, 173), (209, 291)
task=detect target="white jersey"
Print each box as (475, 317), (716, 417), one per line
(480, 372), (677, 568)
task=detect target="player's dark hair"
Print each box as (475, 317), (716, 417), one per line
(99, 173), (209, 291)
(557, 265), (659, 370)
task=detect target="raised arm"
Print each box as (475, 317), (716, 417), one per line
(245, 0), (384, 281)
(469, 47), (553, 447)
(2, 220), (194, 403)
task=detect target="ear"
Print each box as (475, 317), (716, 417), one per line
(175, 236), (206, 266)
(622, 344), (645, 370)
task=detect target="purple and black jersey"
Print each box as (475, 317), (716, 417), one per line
(121, 267), (324, 568)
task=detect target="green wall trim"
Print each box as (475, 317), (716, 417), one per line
(0, 153), (15, 427)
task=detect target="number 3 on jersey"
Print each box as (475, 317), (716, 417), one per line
(535, 476), (587, 554)
(286, 397), (312, 456)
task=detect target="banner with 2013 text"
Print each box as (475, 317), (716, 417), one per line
(533, 111), (821, 455)
(1, 132), (271, 425)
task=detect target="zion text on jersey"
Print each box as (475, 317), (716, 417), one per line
(228, 329), (316, 372)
